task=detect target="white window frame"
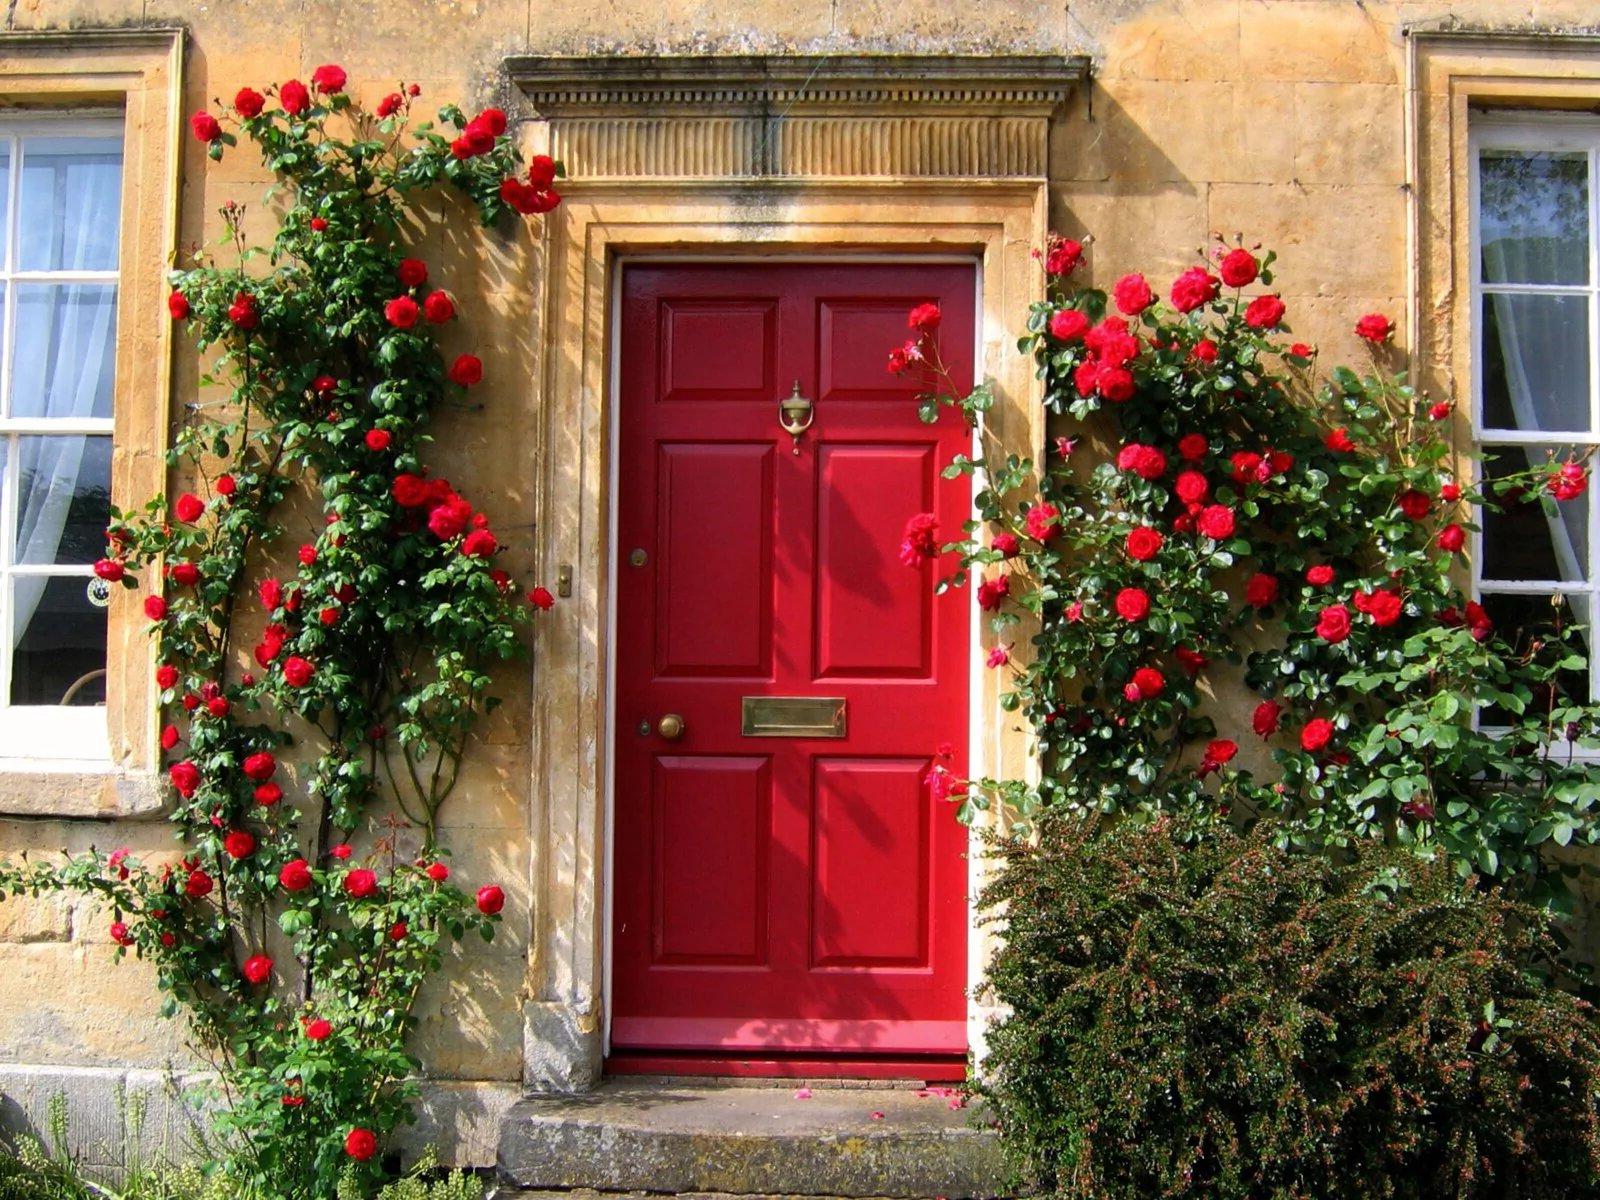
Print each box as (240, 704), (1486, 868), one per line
(1469, 112), (1600, 719)
(0, 113), (123, 764)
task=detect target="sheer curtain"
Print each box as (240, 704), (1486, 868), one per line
(11, 143), (120, 642)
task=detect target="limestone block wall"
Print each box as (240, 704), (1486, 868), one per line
(0, 0), (1596, 1166)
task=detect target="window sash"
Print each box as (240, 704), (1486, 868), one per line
(1471, 113), (1600, 719)
(0, 115), (123, 762)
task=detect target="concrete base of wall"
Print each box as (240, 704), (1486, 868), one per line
(0, 1064), (520, 1170)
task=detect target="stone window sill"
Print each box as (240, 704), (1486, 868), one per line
(0, 764), (165, 820)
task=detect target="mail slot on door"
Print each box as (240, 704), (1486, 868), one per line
(741, 696), (847, 738)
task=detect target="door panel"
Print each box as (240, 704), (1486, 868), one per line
(612, 261), (974, 1061)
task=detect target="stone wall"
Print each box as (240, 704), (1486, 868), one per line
(2, 0), (1599, 1167)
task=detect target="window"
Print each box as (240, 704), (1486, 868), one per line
(0, 117), (122, 761)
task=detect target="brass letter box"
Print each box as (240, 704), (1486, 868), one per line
(741, 696), (846, 738)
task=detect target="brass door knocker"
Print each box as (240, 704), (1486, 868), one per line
(778, 380), (814, 454)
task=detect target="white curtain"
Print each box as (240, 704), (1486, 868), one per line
(11, 140), (120, 651)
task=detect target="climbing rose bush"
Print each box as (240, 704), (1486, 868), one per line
(1, 69), (562, 1196)
(899, 235), (1600, 906)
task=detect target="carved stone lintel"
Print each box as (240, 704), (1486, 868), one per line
(506, 54), (1088, 181)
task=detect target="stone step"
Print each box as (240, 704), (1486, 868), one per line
(494, 1082), (1005, 1199)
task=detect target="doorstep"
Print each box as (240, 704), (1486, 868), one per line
(494, 1080), (1006, 1198)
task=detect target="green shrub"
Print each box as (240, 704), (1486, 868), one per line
(978, 815), (1600, 1199)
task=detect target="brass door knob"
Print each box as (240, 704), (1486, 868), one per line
(657, 713), (685, 740)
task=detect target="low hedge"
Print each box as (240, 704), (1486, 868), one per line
(978, 816), (1600, 1199)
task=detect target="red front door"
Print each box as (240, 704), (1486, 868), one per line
(610, 261), (974, 1065)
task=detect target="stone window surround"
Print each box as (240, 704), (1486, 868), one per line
(0, 28), (184, 819)
(506, 52), (1086, 1091)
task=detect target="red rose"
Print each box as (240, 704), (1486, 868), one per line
(161, 725), (179, 750)
(1196, 505), (1236, 541)
(897, 512), (938, 566)
(168, 290), (190, 320)
(313, 374), (338, 395)
(1252, 699), (1282, 738)
(215, 474), (236, 497)
(228, 292), (258, 330)
(1115, 587), (1151, 622)
(255, 782), (283, 806)
(279, 858), (313, 891)
(376, 92), (404, 118)
(143, 595), (168, 621)
(1129, 666), (1165, 700)
(1441, 482), (1461, 502)
(1170, 267), (1220, 313)
(1244, 573), (1278, 608)
(234, 87), (265, 118)
(1024, 502), (1060, 543)
(345, 1128), (378, 1162)
(1438, 523), (1465, 553)
(242, 954), (272, 985)
(298, 544), (316, 566)
(156, 664), (179, 690)
(1428, 401), (1452, 421)
(344, 868), (378, 899)
(1306, 564), (1334, 587)
(1300, 717), (1335, 752)
(303, 1017), (332, 1041)
(1362, 589), (1403, 627)
(907, 302), (941, 331)
(428, 496), (473, 540)
(364, 428), (392, 452)
(1177, 433), (1208, 461)
(1086, 317), (1139, 365)
(1098, 366), (1135, 403)
(977, 575), (1011, 612)
(282, 656), (314, 687)
(330, 844), (352, 859)
(185, 868), (213, 898)
(206, 696), (230, 718)
(1191, 338), (1218, 363)
(425, 861), (450, 882)
(258, 578), (283, 611)
(392, 474), (429, 507)
(528, 154), (558, 188)
(1112, 273), (1155, 316)
(174, 492), (204, 523)
(462, 529), (499, 558)
(1244, 294), (1286, 329)
(476, 107), (508, 136)
(1073, 358), (1101, 397)
(1324, 427), (1356, 453)
(384, 296), (419, 328)
(423, 291), (455, 323)
(476, 884), (505, 915)
(280, 79), (311, 116)
(1175, 470), (1210, 505)
(190, 111), (222, 142)
(319, 607), (338, 627)
(310, 63), (346, 94)
(1290, 342), (1313, 358)
(1395, 489), (1431, 519)
(1175, 647), (1207, 675)
(1116, 443), (1167, 481)
(172, 560), (203, 587)
(1354, 312), (1394, 343)
(242, 751), (276, 781)
(169, 760), (201, 798)
(390, 921), (408, 942)
(1048, 308), (1089, 343)
(449, 354), (483, 387)
(110, 921), (134, 947)
(1126, 527), (1163, 561)
(224, 830), (256, 860)
(1549, 462), (1588, 502)
(1218, 247), (1259, 288)
(529, 586), (555, 610)
(1199, 738), (1238, 776)
(1315, 603), (1352, 643)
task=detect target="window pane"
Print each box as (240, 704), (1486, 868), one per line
(10, 574), (106, 706)
(18, 134), (122, 273)
(11, 283), (117, 420)
(1479, 591), (1591, 725)
(1479, 148), (1590, 286)
(13, 435), (111, 565)
(1481, 292), (1590, 432)
(1480, 446), (1589, 582)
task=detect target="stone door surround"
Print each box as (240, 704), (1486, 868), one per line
(506, 52), (1086, 1091)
